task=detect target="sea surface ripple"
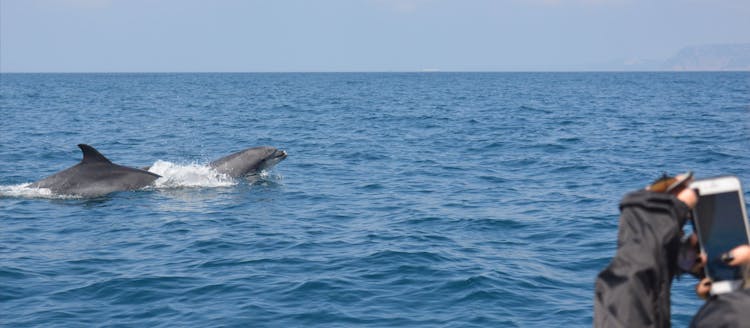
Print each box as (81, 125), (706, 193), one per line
(1, 72), (749, 327)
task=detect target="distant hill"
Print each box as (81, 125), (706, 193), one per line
(662, 44), (750, 71)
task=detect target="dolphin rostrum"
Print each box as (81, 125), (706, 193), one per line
(30, 144), (161, 197)
(209, 146), (288, 178)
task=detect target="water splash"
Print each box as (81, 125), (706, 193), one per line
(0, 183), (79, 199)
(147, 160), (237, 189)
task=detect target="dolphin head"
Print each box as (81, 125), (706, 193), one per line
(209, 146), (288, 178)
(257, 147), (288, 171)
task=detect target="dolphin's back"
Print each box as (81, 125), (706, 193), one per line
(30, 144), (160, 196)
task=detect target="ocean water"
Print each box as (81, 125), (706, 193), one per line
(1, 72), (748, 327)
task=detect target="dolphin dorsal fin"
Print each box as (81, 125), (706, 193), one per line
(78, 144), (112, 164)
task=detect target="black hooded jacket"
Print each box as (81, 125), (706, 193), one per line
(594, 190), (750, 327)
(594, 190), (690, 328)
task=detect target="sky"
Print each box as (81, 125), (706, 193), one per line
(1, 0), (749, 72)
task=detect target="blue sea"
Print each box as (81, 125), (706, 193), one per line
(1, 72), (749, 327)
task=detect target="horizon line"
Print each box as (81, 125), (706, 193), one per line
(2, 69), (749, 74)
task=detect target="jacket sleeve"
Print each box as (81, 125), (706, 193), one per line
(594, 190), (691, 328)
(689, 288), (750, 327)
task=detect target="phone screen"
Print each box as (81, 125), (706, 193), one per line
(694, 191), (749, 281)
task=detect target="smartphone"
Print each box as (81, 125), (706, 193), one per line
(690, 176), (750, 295)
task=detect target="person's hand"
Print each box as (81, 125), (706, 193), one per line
(721, 245), (750, 266)
(678, 234), (704, 277)
(695, 245), (750, 299)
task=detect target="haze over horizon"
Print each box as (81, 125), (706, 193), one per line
(1, 0), (749, 72)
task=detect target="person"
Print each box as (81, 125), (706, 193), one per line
(690, 245), (750, 327)
(593, 173), (750, 327)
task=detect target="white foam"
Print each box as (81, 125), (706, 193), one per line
(147, 160), (237, 189)
(0, 183), (79, 199)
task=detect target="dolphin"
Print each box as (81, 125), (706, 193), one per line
(30, 144), (161, 197)
(209, 146), (288, 178)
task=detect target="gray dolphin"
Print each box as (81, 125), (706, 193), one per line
(30, 144), (161, 197)
(209, 146), (288, 178)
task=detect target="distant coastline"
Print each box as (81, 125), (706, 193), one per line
(2, 43), (750, 74)
(663, 43), (750, 71)
(599, 43), (750, 72)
